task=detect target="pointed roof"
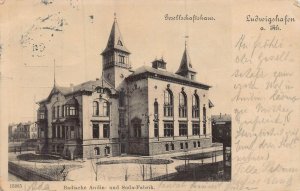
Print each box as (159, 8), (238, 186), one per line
(176, 44), (197, 75)
(101, 15), (130, 55)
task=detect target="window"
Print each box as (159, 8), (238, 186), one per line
(133, 123), (141, 138)
(57, 126), (60, 138)
(154, 122), (159, 138)
(62, 105), (64, 117)
(192, 123), (200, 135)
(179, 92), (187, 117)
(119, 90), (125, 107)
(192, 94), (200, 118)
(179, 123), (188, 136)
(70, 126), (75, 139)
(40, 112), (45, 119)
(103, 124), (110, 138)
(180, 143), (184, 149)
(203, 106), (207, 135)
(164, 123), (174, 137)
(185, 142), (188, 149)
(94, 147), (100, 155)
(99, 100), (109, 117)
(52, 126), (56, 138)
(52, 107), (56, 119)
(164, 90), (173, 117)
(191, 74), (195, 80)
(62, 125), (65, 139)
(165, 144), (169, 151)
(198, 141), (200, 147)
(119, 112), (125, 128)
(69, 106), (76, 116)
(171, 143), (175, 150)
(57, 106), (60, 118)
(193, 142), (197, 148)
(154, 100), (159, 120)
(93, 101), (99, 116)
(93, 124), (99, 138)
(105, 146), (110, 155)
(119, 55), (125, 64)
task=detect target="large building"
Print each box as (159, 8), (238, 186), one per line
(36, 16), (214, 160)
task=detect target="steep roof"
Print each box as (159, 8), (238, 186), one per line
(38, 78), (117, 104)
(101, 17), (130, 54)
(176, 46), (197, 75)
(126, 65), (211, 89)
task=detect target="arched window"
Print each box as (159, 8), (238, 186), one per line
(105, 146), (111, 155)
(192, 94), (200, 118)
(179, 92), (187, 118)
(99, 99), (109, 117)
(154, 99), (158, 120)
(203, 106), (207, 135)
(171, 143), (175, 150)
(94, 147), (100, 155)
(164, 90), (173, 117)
(93, 101), (99, 116)
(185, 142), (189, 149)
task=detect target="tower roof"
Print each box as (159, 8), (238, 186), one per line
(101, 14), (130, 55)
(176, 44), (197, 75)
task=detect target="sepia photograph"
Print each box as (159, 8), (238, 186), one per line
(1, 0), (299, 191)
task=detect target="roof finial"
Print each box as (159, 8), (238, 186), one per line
(53, 59), (56, 87)
(184, 35), (189, 49)
(114, 12), (117, 22)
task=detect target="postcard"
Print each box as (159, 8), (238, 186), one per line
(0, 0), (299, 191)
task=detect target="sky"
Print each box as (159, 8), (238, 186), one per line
(1, 0), (232, 124)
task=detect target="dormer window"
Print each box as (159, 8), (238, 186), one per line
(119, 55), (125, 64)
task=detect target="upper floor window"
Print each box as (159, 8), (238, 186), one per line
(101, 100), (109, 117)
(164, 90), (173, 117)
(192, 94), (200, 118)
(93, 101), (99, 116)
(179, 92), (187, 118)
(119, 55), (125, 64)
(179, 123), (188, 136)
(203, 106), (207, 135)
(93, 124), (99, 139)
(52, 107), (56, 119)
(154, 99), (159, 120)
(57, 106), (60, 118)
(39, 112), (45, 119)
(119, 90), (125, 107)
(103, 124), (110, 138)
(69, 106), (77, 116)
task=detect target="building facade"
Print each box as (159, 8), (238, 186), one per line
(9, 122), (38, 142)
(36, 16), (214, 159)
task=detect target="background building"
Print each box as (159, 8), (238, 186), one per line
(37, 16), (214, 159)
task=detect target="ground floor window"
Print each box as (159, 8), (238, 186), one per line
(180, 143), (184, 149)
(164, 123), (174, 137)
(185, 142), (188, 149)
(165, 144), (169, 151)
(94, 147), (100, 155)
(154, 122), (159, 137)
(103, 124), (110, 138)
(105, 146), (110, 155)
(198, 141), (200, 147)
(93, 124), (99, 138)
(133, 124), (141, 138)
(193, 141), (197, 148)
(179, 123), (188, 136)
(171, 143), (175, 150)
(192, 123), (200, 135)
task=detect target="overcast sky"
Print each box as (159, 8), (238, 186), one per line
(1, 0), (231, 124)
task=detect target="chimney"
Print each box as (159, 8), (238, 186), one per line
(96, 78), (99, 81)
(220, 113), (222, 118)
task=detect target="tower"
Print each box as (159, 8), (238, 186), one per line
(175, 38), (197, 80)
(101, 14), (132, 88)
